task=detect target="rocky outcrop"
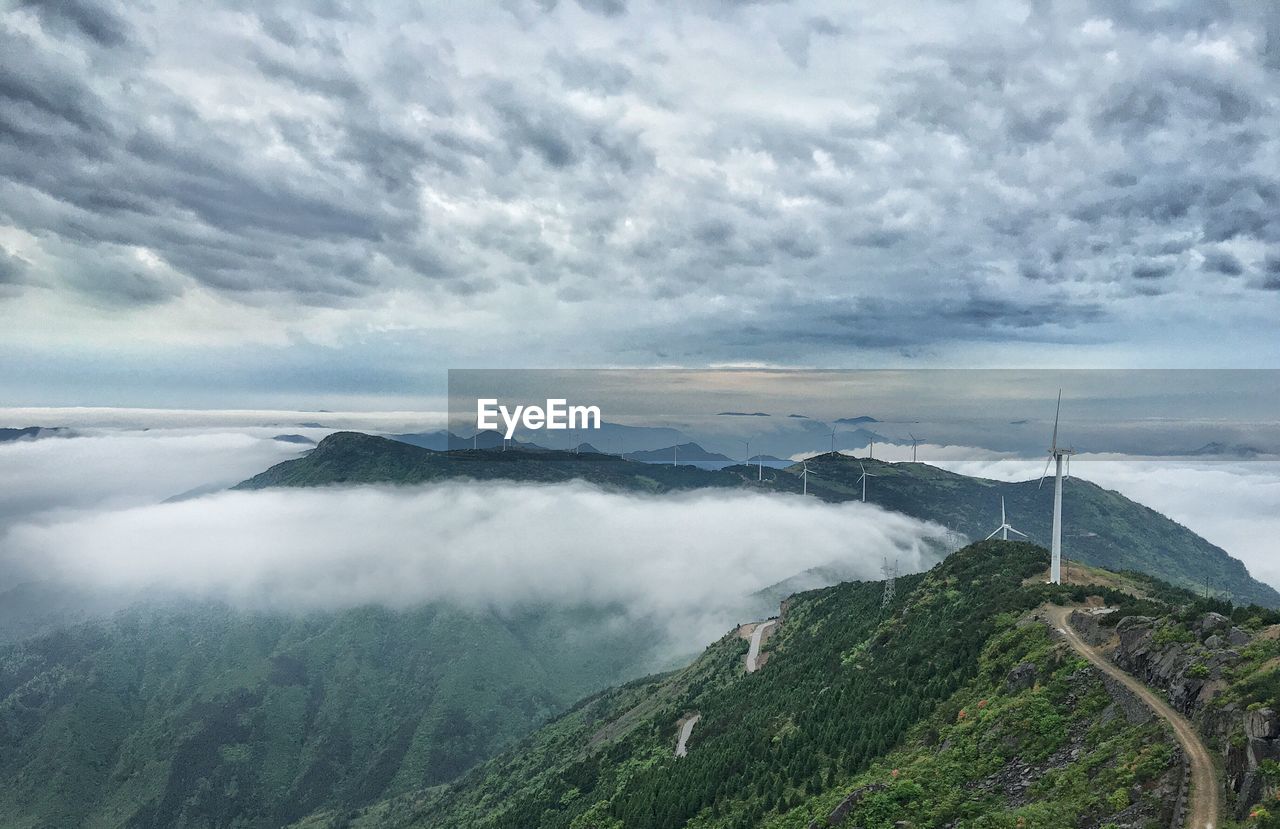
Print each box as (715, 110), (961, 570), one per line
(806, 783), (886, 827)
(1112, 612), (1280, 820)
(1110, 616), (1239, 717)
(1068, 609), (1116, 647)
(974, 664), (1180, 828)
(1004, 662), (1037, 693)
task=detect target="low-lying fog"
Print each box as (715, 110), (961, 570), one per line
(2, 425), (1278, 658)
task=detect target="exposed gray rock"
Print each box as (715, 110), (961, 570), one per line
(1238, 770), (1264, 819)
(1228, 626), (1253, 647)
(1111, 614), (1280, 819)
(1200, 612), (1230, 632)
(1005, 662), (1037, 693)
(818, 783), (886, 826)
(1068, 609), (1114, 647)
(1248, 736), (1280, 766)
(1099, 674), (1153, 725)
(1246, 707), (1279, 739)
(1116, 615), (1155, 632)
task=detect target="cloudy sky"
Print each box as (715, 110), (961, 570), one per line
(2, 0), (1279, 407)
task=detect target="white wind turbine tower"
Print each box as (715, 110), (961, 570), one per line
(801, 461), (816, 495)
(742, 437), (762, 481)
(857, 461), (878, 503)
(909, 433), (920, 463)
(1039, 390), (1074, 584)
(829, 428), (838, 456)
(985, 496), (1028, 542)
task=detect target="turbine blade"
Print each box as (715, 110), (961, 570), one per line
(1050, 389), (1061, 452)
(1001, 496), (1006, 524)
(1008, 527), (1029, 538)
(985, 527), (1001, 540)
(1038, 455), (1052, 489)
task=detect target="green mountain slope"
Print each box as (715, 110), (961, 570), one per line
(234, 431), (738, 493)
(0, 602), (656, 829)
(236, 433), (1280, 607)
(783, 452), (1280, 608)
(302, 542), (1188, 829)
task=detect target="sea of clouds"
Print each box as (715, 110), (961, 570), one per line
(2, 419), (1277, 658)
(0, 422), (945, 652)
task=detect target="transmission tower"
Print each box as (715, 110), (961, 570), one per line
(881, 557), (897, 610)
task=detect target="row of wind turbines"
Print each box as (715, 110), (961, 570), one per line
(795, 392), (1073, 586)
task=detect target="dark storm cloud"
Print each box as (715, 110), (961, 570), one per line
(64, 262), (181, 306)
(17, 0), (132, 47)
(1262, 256), (1280, 291)
(1088, 0), (1233, 34)
(547, 51), (633, 94)
(0, 0), (1278, 367)
(576, 0), (627, 17)
(1202, 249), (1243, 276)
(0, 246), (29, 299)
(0, 247), (26, 283)
(1133, 262), (1174, 280)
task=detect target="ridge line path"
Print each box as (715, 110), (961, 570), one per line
(746, 620), (777, 673)
(1047, 606), (1219, 829)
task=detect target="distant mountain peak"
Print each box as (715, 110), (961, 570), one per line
(627, 442), (734, 462)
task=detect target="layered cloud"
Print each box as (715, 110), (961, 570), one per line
(2, 481), (947, 652)
(0, 428), (304, 533)
(1, 0), (1279, 399)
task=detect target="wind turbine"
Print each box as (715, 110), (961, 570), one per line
(857, 461), (878, 503)
(1038, 390), (1074, 584)
(742, 438), (763, 481)
(868, 439), (874, 460)
(985, 496), (1028, 541)
(801, 461), (816, 495)
(908, 433), (920, 463)
(829, 428), (838, 456)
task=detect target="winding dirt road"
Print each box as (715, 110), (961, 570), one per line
(675, 714), (700, 757)
(1048, 606), (1219, 829)
(746, 620), (777, 673)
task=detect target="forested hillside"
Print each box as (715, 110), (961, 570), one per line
(301, 542), (1191, 828)
(0, 603), (656, 829)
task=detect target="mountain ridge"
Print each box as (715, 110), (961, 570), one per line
(235, 432), (1280, 608)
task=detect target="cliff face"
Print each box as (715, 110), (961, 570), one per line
(1109, 611), (1280, 819)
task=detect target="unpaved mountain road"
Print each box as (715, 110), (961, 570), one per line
(1048, 606), (1219, 829)
(675, 714), (700, 757)
(745, 619), (776, 673)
